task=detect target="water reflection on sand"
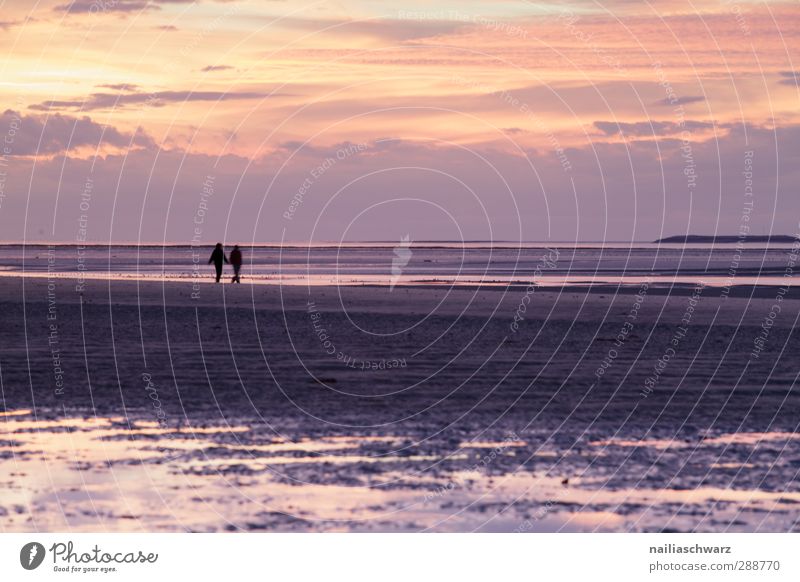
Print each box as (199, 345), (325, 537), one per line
(1, 411), (798, 532)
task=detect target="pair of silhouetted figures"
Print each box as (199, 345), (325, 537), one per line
(208, 243), (243, 283)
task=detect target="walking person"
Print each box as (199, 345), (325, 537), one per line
(208, 242), (228, 283)
(230, 245), (243, 283)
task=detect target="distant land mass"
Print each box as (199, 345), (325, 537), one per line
(655, 234), (800, 244)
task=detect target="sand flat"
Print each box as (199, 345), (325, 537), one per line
(1, 275), (799, 531)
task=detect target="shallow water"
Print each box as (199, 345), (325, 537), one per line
(2, 242), (798, 288)
(2, 411), (798, 532)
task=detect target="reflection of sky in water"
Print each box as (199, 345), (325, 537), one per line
(1, 413), (798, 532)
(7, 271), (797, 288)
(0, 243), (798, 289)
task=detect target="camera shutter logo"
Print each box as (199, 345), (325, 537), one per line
(20, 542), (46, 570)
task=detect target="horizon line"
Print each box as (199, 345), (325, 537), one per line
(1, 235), (797, 247)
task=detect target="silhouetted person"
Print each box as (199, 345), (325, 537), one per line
(208, 242), (228, 283)
(230, 245), (243, 283)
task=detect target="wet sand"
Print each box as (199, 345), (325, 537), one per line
(1, 276), (799, 532)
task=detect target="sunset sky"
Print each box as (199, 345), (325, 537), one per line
(0, 0), (798, 242)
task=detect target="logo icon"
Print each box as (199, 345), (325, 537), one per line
(20, 542), (46, 570)
(390, 234), (412, 291)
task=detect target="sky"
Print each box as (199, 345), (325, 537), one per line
(0, 0), (798, 243)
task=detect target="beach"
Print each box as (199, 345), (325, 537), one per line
(1, 268), (799, 532)
(3, 1), (799, 575)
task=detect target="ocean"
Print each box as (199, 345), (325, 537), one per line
(1, 241), (797, 288)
